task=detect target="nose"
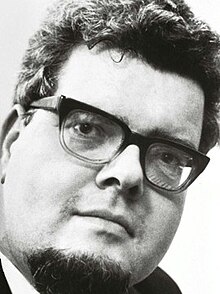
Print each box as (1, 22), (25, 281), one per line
(96, 145), (144, 199)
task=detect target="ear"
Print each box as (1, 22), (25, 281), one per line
(0, 104), (26, 183)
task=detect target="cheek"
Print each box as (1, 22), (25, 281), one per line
(129, 192), (185, 283)
(3, 125), (98, 249)
(6, 117), (97, 206)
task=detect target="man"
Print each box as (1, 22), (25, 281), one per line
(0, 0), (219, 293)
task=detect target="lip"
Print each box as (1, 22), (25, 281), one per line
(75, 210), (134, 237)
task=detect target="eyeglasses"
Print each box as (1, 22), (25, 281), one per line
(28, 95), (210, 194)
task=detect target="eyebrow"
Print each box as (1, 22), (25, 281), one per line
(144, 128), (198, 150)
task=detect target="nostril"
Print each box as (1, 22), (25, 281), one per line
(103, 177), (120, 187)
(101, 177), (141, 197)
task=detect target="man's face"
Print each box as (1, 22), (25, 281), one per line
(0, 46), (204, 285)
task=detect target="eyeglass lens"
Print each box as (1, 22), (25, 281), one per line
(62, 109), (125, 161)
(145, 144), (193, 191)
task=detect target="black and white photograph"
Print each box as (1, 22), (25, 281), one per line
(0, 1), (220, 293)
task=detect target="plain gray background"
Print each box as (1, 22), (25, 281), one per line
(0, 1), (220, 293)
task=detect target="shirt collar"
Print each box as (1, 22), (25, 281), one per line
(0, 253), (38, 294)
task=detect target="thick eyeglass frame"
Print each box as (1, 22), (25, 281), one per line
(28, 95), (210, 194)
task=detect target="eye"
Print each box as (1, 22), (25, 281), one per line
(73, 122), (102, 138)
(160, 152), (180, 166)
(61, 109), (125, 161)
(145, 143), (194, 187)
(63, 110), (107, 140)
(146, 143), (192, 174)
(75, 123), (92, 134)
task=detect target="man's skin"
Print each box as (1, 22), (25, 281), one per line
(0, 45), (204, 287)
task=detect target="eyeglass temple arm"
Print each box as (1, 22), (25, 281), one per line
(28, 96), (63, 112)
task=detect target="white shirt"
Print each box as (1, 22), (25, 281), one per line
(0, 253), (38, 294)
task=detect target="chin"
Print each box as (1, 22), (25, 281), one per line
(53, 222), (132, 265)
(27, 247), (131, 294)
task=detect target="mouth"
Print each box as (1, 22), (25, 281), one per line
(75, 210), (134, 237)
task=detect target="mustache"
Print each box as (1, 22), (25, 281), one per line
(27, 248), (131, 294)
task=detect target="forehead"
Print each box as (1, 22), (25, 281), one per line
(56, 45), (204, 148)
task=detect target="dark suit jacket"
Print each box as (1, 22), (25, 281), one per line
(0, 261), (11, 294)
(0, 261), (181, 294)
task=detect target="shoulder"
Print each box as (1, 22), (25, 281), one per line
(133, 267), (182, 294)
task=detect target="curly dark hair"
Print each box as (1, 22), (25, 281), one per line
(13, 0), (220, 153)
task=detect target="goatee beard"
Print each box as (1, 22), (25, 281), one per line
(27, 248), (131, 294)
